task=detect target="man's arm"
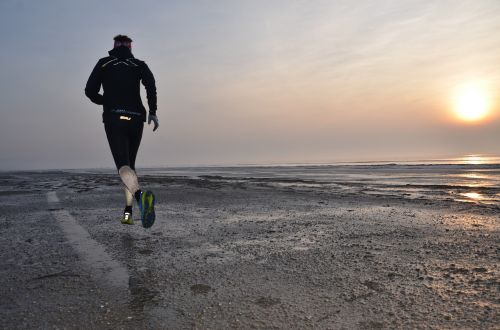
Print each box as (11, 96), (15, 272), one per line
(85, 60), (104, 105)
(141, 63), (157, 114)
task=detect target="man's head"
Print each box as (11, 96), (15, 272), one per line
(114, 35), (132, 49)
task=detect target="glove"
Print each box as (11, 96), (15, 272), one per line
(148, 113), (159, 132)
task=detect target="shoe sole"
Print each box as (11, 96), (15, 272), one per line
(141, 191), (155, 228)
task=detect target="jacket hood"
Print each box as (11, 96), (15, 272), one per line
(108, 46), (134, 59)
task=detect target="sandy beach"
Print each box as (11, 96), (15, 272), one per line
(0, 170), (498, 329)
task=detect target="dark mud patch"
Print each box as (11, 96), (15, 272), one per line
(190, 284), (212, 295)
(129, 286), (159, 312)
(358, 320), (385, 329)
(138, 249), (153, 255)
(255, 296), (281, 308)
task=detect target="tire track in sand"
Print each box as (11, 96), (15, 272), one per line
(46, 191), (129, 289)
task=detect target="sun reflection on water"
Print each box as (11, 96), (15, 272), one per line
(457, 191), (497, 205)
(459, 173), (487, 180)
(461, 192), (483, 200)
(455, 172), (494, 188)
(455, 155), (496, 165)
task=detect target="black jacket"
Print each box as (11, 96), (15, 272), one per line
(85, 46), (157, 122)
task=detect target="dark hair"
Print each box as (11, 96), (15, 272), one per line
(113, 35), (133, 43)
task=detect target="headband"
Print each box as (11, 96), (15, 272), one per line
(114, 41), (132, 49)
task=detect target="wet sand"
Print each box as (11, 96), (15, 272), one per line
(0, 171), (498, 329)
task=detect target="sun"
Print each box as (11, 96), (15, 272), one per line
(453, 83), (491, 122)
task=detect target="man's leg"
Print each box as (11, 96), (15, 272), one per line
(126, 120), (155, 228)
(128, 120), (143, 173)
(118, 165), (140, 196)
(121, 185), (134, 225)
(119, 119), (144, 199)
(119, 119), (144, 201)
(124, 186), (134, 207)
(105, 119), (145, 194)
(104, 119), (129, 170)
(118, 166), (143, 225)
(105, 119), (138, 224)
(105, 117), (154, 228)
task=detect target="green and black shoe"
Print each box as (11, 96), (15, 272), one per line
(121, 207), (134, 225)
(136, 190), (156, 228)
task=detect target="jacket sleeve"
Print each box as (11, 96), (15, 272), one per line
(85, 60), (104, 105)
(141, 63), (157, 114)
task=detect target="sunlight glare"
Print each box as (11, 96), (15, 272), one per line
(462, 192), (483, 200)
(463, 155), (485, 165)
(453, 83), (490, 122)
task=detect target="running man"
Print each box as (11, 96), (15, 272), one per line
(85, 34), (158, 228)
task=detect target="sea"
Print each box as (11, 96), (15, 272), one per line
(138, 155), (500, 207)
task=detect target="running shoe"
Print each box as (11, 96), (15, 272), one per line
(121, 210), (134, 225)
(137, 190), (155, 228)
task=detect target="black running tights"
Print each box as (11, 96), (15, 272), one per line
(104, 117), (144, 170)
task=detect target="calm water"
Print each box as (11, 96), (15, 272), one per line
(141, 156), (500, 207)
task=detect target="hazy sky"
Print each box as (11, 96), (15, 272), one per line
(1, 0), (499, 170)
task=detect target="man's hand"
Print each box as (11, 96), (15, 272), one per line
(148, 114), (159, 131)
